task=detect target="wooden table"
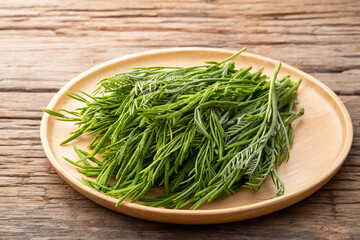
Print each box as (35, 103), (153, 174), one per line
(1, 0), (359, 239)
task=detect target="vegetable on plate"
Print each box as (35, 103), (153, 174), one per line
(44, 48), (304, 210)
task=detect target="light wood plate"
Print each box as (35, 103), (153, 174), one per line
(40, 48), (353, 224)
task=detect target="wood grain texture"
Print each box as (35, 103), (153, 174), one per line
(0, 0), (359, 239)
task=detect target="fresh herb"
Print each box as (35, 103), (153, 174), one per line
(44, 48), (304, 209)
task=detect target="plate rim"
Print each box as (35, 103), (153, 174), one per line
(40, 47), (353, 223)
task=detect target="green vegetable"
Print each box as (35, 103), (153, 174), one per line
(44, 48), (304, 209)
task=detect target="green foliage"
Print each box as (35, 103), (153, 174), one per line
(44, 48), (304, 209)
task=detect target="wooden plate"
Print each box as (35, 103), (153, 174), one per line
(40, 48), (353, 224)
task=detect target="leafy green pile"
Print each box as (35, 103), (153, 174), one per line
(44, 48), (304, 209)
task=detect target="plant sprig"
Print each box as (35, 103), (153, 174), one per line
(44, 48), (304, 209)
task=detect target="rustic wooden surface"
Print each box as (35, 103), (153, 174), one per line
(1, 0), (359, 239)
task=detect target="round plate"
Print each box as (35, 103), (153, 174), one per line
(40, 48), (353, 224)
